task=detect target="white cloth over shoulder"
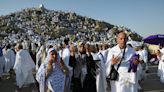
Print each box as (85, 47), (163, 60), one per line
(100, 49), (109, 63)
(13, 49), (35, 88)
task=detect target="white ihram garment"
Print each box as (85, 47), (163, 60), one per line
(96, 52), (107, 92)
(61, 47), (72, 91)
(106, 45), (138, 92)
(159, 52), (164, 83)
(158, 48), (164, 76)
(13, 49), (35, 88)
(4, 49), (15, 72)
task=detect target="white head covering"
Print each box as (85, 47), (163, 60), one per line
(36, 47), (56, 92)
(48, 48), (56, 54)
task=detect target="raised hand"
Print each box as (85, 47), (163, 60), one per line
(111, 55), (120, 65)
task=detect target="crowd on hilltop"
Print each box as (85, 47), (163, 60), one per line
(0, 5), (142, 45)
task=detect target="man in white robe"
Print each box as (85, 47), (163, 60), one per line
(159, 51), (164, 83)
(96, 52), (108, 92)
(22, 40), (30, 51)
(3, 44), (16, 73)
(61, 39), (71, 72)
(142, 47), (148, 72)
(137, 46), (148, 72)
(136, 46), (148, 90)
(0, 46), (5, 79)
(13, 43), (35, 89)
(157, 46), (164, 83)
(100, 43), (110, 63)
(106, 32), (138, 92)
(60, 39), (72, 92)
(97, 44), (110, 91)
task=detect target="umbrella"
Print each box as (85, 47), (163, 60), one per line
(144, 34), (164, 46)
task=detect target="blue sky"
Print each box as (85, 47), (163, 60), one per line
(0, 0), (163, 37)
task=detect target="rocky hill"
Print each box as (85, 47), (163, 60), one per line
(0, 5), (142, 44)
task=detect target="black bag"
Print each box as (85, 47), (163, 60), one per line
(107, 48), (126, 81)
(108, 65), (119, 80)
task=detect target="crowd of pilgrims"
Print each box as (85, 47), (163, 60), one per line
(0, 32), (164, 92)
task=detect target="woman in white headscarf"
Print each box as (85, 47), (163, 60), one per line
(36, 48), (66, 92)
